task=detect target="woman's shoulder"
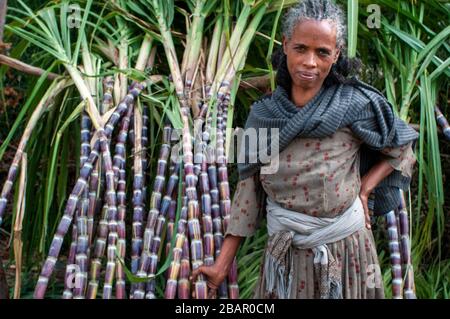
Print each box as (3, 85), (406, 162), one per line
(344, 77), (388, 104)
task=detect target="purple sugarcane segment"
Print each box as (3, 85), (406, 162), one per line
(114, 106), (133, 299)
(176, 94), (208, 299)
(63, 112), (91, 299)
(62, 217), (78, 299)
(141, 106), (149, 206)
(86, 204), (108, 299)
(216, 92), (239, 299)
(178, 222), (191, 299)
(133, 125), (172, 299)
(397, 190), (416, 299)
(72, 112), (92, 299)
(385, 210), (403, 299)
(115, 167), (127, 299)
(435, 106), (450, 140)
(130, 109), (148, 297)
(145, 159), (180, 298)
(164, 161), (178, 260)
(100, 129), (119, 299)
(202, 100), (228, 298)
(33, 83), (146, 299)
(165, 185), (188, 299)
(194, 103), (216, 274)
(165, 194), (178, 276)
(87, 163), (100, 250)
(86, 78), (114, 250)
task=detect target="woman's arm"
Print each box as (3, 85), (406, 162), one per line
(359, 159), (394, 229)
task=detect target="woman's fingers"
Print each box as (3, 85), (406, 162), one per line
(359, 194), (371, 230)
(190, 266), (203, 283)
(190, 266), (220, 299)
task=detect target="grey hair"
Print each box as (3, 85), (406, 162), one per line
(282, 0), (346, 49)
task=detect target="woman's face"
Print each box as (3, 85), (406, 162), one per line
(283, 19), (341, 91)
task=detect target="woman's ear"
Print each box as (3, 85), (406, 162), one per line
(282, 35), (288, 55)
(334, 47), (341, 63)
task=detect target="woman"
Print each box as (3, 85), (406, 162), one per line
(192, 0), (418, 299)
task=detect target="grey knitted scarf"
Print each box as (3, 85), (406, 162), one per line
(237, 77), (418, 215)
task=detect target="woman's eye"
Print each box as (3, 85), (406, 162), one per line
(318, 50), (330, 56)
(295, 47), (306, 53)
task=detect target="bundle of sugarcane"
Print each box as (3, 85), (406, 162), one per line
(0, 0), (162, 299)
(118, 0), (274, 299)
(1, 0), (292, 299)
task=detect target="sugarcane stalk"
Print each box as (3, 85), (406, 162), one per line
(115, 166), (127, 299)
(87, 77), (114, 249)
(141, 106), (149, 204)
(165, 192), (178, 260)
(145, 158), (180, 298)
(64, 64), (103, 130)
(385, 210), (403, 299)
(34, 82), (145, 299)
(435, 106), (450, 141)
(87, 162), (100, 249)
(205, 16), (223, 91)
(0, 79), (70, 227)
(72, 112), (92, 299)
(183, 0), (206, 91)
(208, 5), (252, 97)
(62, 220), (78, 299)
(128, 35), (154, 288)
(177, 224), (191, 299)
(165, 184), (188, 299)
(13, 152), (26, 299)
(130, 105), (146, 297)
(100, 126), (120, 299)
(133, 124), (172, 299)
(86, 203), (109, 299)
(397, 189), (416, 299)
(113, 105), (133, 299)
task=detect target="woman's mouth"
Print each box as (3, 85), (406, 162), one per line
(298, 71), (317, 81)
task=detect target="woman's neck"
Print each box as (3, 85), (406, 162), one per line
(291, 85), (322, 108)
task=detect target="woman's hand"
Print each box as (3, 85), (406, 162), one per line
(190, 263), (228, 299)
(359, 159), (395, 231)
(359, 191), (371, 230)
(190, 234), (243, 299)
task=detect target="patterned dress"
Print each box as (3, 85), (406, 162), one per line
(226, 126), (416, 299)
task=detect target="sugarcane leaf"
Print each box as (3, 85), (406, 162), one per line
(416, 24), (450, 65)
(429, 57), (450, 81)
(5, 25), (65, 61)
(72, 0), (93, 64)
(160, 0), (175, 27)
(265, 0), (283, 91)
(267, 0), (298, 12)
(383, 22), (450, 77)
(413, 46), (439, 83)
(110, 67), (148, 82)
(347, 0), (359, 58)
(118, 256), (156, 284)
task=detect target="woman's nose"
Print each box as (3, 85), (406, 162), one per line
(302, 52), (317, 68)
